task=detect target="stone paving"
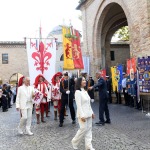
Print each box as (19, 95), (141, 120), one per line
(0, 102), (150, 150)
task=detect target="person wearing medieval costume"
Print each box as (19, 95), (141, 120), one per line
(51, 72), (62, 120)
(59, 72), (76, 127)
(45, 81), (52, 113)
(87, 76), (95, 103)
(34, 74), (50, 124)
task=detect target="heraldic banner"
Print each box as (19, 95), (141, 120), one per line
(62, 26), (74, 70)
(138, 56), (150, 93)
(126, 57), (136, 76)
(100, 69), (106, 80)
(111, 66), (118, 92)
(117, 64), (123, 92)
(26, 38), (56, 85)
(71, 28), (84, 69)
(82, 56), (90, 74)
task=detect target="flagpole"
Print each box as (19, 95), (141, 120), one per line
(39, 21), (42, 43)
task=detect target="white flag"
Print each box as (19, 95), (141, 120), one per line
(82, 56), (90, 74)
(27, 39), (56, 85)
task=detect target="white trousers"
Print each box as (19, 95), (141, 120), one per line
(19, 108), (32, 131)
(72, 117), (93, 150)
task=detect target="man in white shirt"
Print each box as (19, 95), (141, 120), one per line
(16, 77), (34, 135)
(122, 73), (129, 106)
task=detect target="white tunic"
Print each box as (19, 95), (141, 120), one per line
(51, 82), (61, 100)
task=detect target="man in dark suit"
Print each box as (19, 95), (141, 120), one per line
(59, 72), (76, 127)
(89, 72), (111, 126)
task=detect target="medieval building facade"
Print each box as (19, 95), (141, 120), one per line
(77, 0), (150, 75)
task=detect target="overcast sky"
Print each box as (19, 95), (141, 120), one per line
(0, 0), (82, 41)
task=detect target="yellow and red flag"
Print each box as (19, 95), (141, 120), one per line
(62, 26), (74, 70)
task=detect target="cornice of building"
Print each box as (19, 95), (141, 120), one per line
(76, 0), (94, 10)
(76, 0), (87, 10)
(0, 41), (25, 48)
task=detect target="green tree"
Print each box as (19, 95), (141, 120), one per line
(115, 26), (129, 41)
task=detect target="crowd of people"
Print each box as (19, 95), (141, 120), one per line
(0, 83), (17, 112)
(14, 71), (111, 150)
(2, 70), (142, 149)
(105, 73), (141, 110)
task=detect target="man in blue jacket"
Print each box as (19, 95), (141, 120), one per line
(89, 71), (111, 126)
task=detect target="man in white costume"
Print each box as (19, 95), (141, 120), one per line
(16, 77), (34, 135)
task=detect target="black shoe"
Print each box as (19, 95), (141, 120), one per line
(105, 120), (111, 124)
(3, 109), (7, 112)
(72, 120), (76, 124)
(59, 123), (63, 127)
(95, 121), (105, 126)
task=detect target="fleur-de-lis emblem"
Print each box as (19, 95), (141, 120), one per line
(31, 41), (52, 74)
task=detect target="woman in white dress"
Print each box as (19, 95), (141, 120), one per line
(72, 77), (95, 150)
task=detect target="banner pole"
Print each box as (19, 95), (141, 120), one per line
(68, 71), (70, 106)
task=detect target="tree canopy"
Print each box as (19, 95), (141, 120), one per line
(114, 26), (129, 41)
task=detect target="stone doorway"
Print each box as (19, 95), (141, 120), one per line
(9, 73), (24, 85)
(94, 2), (130, 74)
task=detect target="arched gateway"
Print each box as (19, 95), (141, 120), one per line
(77, 0), (150, 75)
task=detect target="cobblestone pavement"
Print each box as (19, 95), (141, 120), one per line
(0, 102), (150, 150)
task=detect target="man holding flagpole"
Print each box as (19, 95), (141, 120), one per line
(59, 26), (84, 127)
(59, 72), (76, 127)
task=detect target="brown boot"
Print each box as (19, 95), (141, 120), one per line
(46, 111), (50, 117)
(41, 113), (46, 123)
(64, 108), (68, 116)
(54, 111), (57, 120)
(36, 114), (40, 124)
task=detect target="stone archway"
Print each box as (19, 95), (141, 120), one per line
(93, 1), (131, 73)
(9, 73), (24, 84)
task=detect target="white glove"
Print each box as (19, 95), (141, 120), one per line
(91, 99), (94, 103)
(125, 90), (127, 93)
(66, 90), (70, 94)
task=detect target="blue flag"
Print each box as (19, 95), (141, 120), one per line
(117, 64), (123, 92)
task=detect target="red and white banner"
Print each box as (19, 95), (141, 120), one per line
(27, 39), (56, 85)
(126, 58), (136, 75)
(32, 88), (43, 104)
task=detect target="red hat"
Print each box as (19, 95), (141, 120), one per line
(34, 74), (45, 88)
(18, 76), (25, 87)
(51, 72), (63, 85)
